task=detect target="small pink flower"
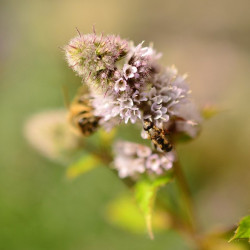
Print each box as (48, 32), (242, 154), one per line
(160, 156), (173, 170)
(140, 47), (154, 57)
(123, 64), (137, 79)
(114, 78), (127, 92)
(136, 145), (151, 158)
(134, 60), (141, 67)
(146, 154), (161, 171)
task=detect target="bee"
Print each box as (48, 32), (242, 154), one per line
(67, 89), (100, 136)
(143, 119), (172, 152)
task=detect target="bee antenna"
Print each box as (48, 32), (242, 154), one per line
(61, 85), (70, 110)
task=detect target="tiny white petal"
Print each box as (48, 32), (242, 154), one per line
(137, 146), (151, 158)
(154, 110), (162, 119)
(141, 129), (149, 139)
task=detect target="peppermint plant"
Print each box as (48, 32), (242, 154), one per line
(25, 30), (249, 249)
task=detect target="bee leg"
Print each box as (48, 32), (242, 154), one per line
(152, 141), (157, 150)
(141, 129), (150, 139)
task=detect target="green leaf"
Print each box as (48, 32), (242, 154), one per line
(203, 238), (248, 250)
(66, 154), (100, 179)
(134, 174), (172, 239)
(105, 194), (170, 234)
(229, 215), (250, 242)
(202, 105), (220, 120)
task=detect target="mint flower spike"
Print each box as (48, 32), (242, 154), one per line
(64, 32), (202, 139)
(64, 32), (129, 85)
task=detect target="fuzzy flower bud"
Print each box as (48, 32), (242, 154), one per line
(64, 32), (202, 144)
(65, 33), (129, 85)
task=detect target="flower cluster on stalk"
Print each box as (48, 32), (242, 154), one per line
(113, 141), (175, 179)
(64, 31), (202, 178)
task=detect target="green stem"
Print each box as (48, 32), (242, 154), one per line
(173, 160), (205, 249)
(174, 160), (197, 233)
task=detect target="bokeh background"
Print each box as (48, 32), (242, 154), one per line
(0, 0), (249, 249)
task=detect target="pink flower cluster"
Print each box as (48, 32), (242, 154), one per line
(64, 32), (202, 178)
(113, 141), (175, 178)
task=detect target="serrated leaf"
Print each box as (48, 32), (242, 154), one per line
(66, 154), (100, 179)
(105, 195), (170, 234)
(203, 238), (248, 250)
(135, 174), (172, 239)
(229, 215), (250, 242)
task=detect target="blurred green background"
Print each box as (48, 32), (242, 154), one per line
(0, 0), (250, 249)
